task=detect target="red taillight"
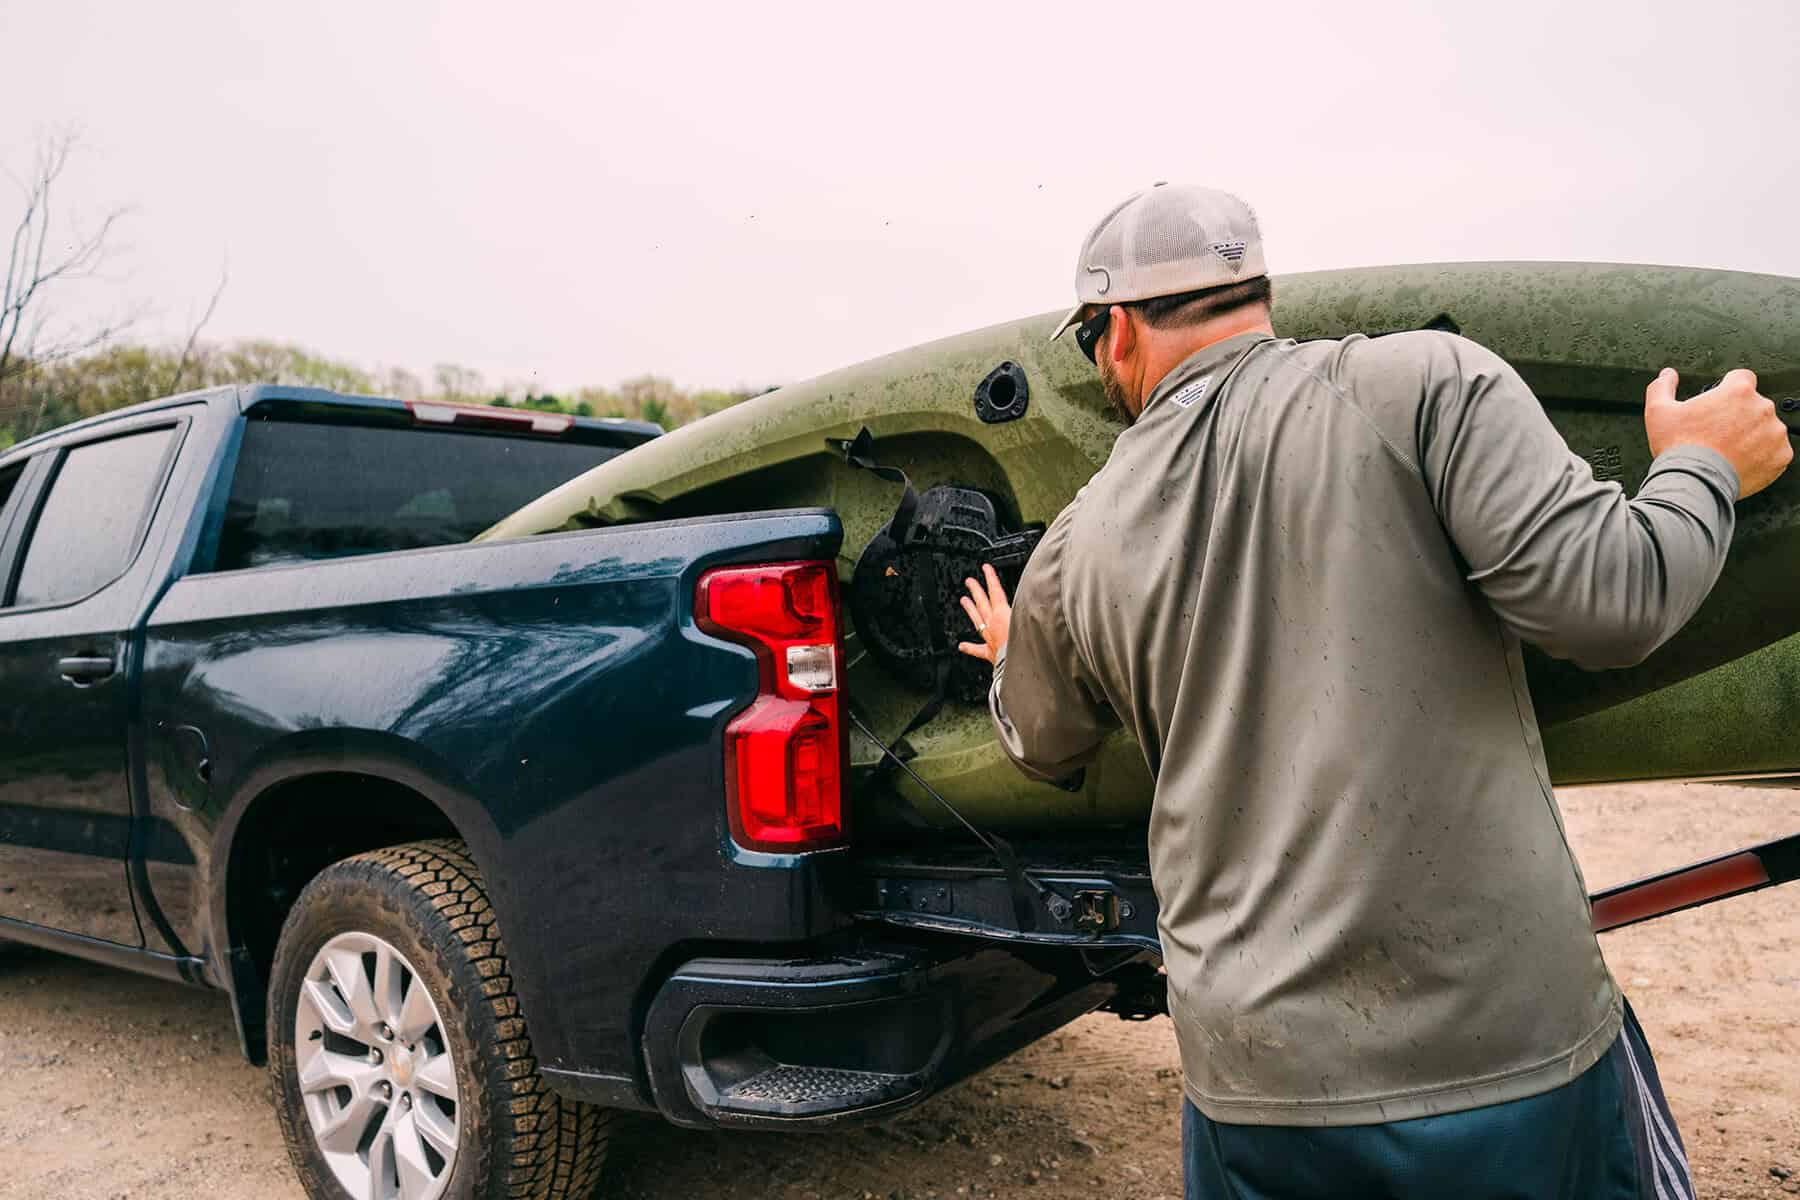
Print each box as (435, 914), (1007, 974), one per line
(696, 562), (845, 852)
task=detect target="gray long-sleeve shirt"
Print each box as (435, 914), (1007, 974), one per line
(990, 329), (1738, 1125)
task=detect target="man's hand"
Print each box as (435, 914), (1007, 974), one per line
(957, 564), (1012, 664)
(1645, 367), (1793, 499)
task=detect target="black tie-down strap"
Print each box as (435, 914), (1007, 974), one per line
(828, 426), (939, 772)
(833, 425), (919, 544)
(831, 429), (1063, 933)
(847, 707), (1069, 934)
(829, 427), (1043, 705)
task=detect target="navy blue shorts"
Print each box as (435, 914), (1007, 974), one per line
(1182, 1001), (1693, 1200)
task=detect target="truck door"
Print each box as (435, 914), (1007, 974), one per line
(0, 419), (183, 946)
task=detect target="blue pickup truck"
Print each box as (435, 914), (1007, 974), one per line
(13, 267), (1797, 1200)
(0, 385), (1164, 1200)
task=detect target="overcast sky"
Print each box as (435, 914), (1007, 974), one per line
(2, 1), (1796, 394)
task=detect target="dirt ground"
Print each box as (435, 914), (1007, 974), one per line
(1, 781), (1795, 1199)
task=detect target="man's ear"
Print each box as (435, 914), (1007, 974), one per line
(1106, 304), (1135, 364)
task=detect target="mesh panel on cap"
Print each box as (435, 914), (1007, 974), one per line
(1089, 193), (1139, 242)
(1081, 193), (1138, 289)
(1132, 199), (1211, 266)
(1087, 220), (1127, 282)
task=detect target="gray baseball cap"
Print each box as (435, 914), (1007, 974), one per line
(1049, 183), (1268, 341)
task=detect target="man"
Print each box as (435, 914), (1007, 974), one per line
(956, 183), (1793, 1199)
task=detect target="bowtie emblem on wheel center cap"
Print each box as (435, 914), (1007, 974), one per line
(390, 1044), (415, 1087)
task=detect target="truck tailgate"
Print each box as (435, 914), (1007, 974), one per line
(855, 828), (1800, 955)
(854, 833), (1160, 953)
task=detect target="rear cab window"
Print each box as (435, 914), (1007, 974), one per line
(5, 428), (177, 609)
(210, 416), (637, 572)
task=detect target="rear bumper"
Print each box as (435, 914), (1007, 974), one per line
(640, 937), (1152, 1129)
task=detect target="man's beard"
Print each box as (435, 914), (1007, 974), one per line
(1099, 358), (1134, 423)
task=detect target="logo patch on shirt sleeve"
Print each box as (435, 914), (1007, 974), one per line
(1170, 374), (1214, 409)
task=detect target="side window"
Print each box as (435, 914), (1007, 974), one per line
(0, 462), (22, 520)
(11, 429), (175, 608)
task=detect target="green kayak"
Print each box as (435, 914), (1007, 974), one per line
(486, 262), (1800, 829)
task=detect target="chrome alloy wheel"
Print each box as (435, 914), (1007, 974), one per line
(295, 931), (460, 1200)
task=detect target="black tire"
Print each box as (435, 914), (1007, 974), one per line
(268, 838), (611, 1200)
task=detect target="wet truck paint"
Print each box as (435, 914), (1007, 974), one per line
(484, 262), (1800, 830)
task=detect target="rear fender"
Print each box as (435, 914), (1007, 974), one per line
(208, 733), (495, 1061)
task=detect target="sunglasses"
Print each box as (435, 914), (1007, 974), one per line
(1073, 306), (1111, 364)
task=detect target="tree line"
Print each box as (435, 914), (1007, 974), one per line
(0, 339), (772, 450)
(2, 131), (768, 451)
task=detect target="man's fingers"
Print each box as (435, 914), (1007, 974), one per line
(960, 595), (985, 630)
(964, 582), (993, 629)
(1645, 367), (1679, 410)
(964, 575), (993, 626)
(959, 568), (1011, 663)
(1723, 367), (1759, 393)
(982, 563), (1009, 608)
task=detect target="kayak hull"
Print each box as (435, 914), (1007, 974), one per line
(487, 262), (1800, 829)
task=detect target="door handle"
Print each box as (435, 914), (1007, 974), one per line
(57, 656), (116, 685)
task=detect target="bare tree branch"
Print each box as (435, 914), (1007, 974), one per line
(166, 260), (229, 395)
(0, 129), (136, 391)
(27, 310), (141, 367)
(5, 310), (143, 440)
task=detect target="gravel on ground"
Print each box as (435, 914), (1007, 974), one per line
(1, 781), (1795, 1198)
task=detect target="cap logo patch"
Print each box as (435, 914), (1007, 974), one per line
(1170, 374), (1213, 410)
(1209, 240), (1247, 272)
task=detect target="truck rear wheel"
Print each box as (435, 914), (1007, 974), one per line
(267, 839), (610, 1200)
